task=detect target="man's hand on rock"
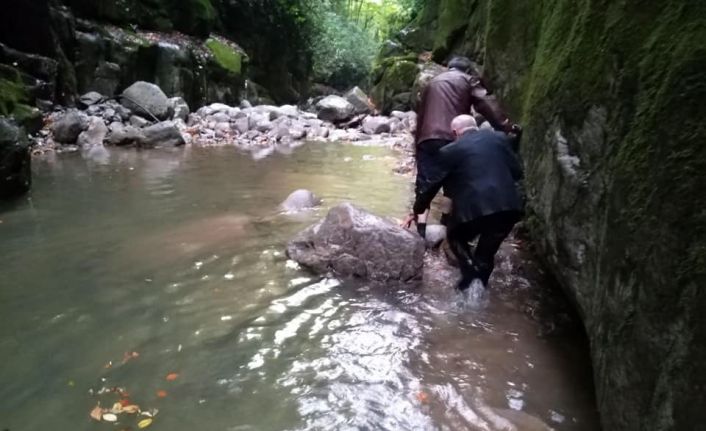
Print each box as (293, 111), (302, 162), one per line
(401, 213), (426, 239)
(401, 213), (417, 229)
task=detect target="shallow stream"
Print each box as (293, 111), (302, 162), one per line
(0, 143), (599, 430)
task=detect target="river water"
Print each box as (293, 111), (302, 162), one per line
(0, 143), (599, 430)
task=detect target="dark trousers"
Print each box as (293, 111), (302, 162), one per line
(448, 211), (521, 288)
(415, 139), (452, 204)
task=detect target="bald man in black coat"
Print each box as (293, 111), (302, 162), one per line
(405, 115), (524, 291)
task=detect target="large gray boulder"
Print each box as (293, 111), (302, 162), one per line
(344, 86), (373, 115)
(140, 121), (185, 147)
(279, 189), (321, 212)
(286, 203), (425, 283)
(52, 111), (88, 143)
(0, 118), (31, 199)
(121, 81), (170, 120)
(315, 95), (355, 123)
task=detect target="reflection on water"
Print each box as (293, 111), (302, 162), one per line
(0, 143), (599, 430)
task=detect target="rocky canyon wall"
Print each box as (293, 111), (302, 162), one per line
(380, 0), (706, 429)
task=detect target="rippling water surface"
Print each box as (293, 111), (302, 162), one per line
(0, 143), (599, 430)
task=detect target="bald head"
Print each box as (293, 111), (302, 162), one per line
(451, 115), (478, 138)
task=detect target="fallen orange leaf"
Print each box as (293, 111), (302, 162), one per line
(165, 373), (179, 381)
(416, 391), (429, 403)
(122, 351), (140, 364)
(89, 405), (104, 421)
(123, 404), (141, 414)
(156, 390), (168, 398)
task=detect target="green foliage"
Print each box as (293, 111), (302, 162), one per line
(310, 11), (377, 89)
(304, 0), (418, 89)
(205, 38), (242, 75)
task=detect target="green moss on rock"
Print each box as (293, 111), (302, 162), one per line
(398, 0), (706, 430)
(371, 60), (418, 113)
(205, 38), (243, 75)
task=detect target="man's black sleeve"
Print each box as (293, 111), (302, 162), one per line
(502, 141), (524, 181)
(412, 144), (456, 214)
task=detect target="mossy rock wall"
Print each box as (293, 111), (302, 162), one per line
(404, 0), (706, 429)
(64, 0), (216, 38)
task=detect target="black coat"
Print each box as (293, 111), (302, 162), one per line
(413, 129), (524, 224)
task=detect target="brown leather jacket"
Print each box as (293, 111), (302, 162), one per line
(415, 70), (511, 145)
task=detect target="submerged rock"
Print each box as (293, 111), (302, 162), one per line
(0, 119), (31, 199)
(315, 95), (355, 123)
(121, 81), (170, 120)
(52, 111), (88, 143)
(279, 189), (321, 212)
(286, 203), (424, 283)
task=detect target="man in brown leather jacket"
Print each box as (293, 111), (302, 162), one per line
(410, 56), (517, 237)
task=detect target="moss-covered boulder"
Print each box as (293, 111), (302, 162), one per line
(401, 0), (706, 429)
(0, 117), (31, 199)
(0, 65), (43, 133)
(370, 59), (419, 114)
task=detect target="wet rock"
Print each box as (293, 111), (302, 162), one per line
(52, 111), (88, 143)
(362, 116), (392, 135)
(76, 117), (108, 147)
(256, 119), (273, 133)
(169, 97), (190, 121)
(289, 126), (306, 140)
(424, 224), (447, 249)
(233, 117), (250, 134)
(315, 95), (355, 122)
(129, 115), (151, 128)
(286, 203), (425, 283)
(120, 81), (170, 120)
(279, 189), (321, 212)
(140, 121), (185, 148)
(0, 118), (31, 199)
(79, 91), (104, 107)
(107, 122), (143, 146)
(278, 104), (300, 118)
(271, 125), (290, 141)
(210, 112), (230, 123)
(345, 86), (373, 115)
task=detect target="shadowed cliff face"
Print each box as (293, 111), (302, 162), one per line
(383, 0), (706, 430)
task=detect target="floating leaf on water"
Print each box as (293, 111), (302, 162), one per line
(156, 390), (168, 398)
(67, 380), (75, 387)
(140, 408), (159, 418)
(110, 402), (124, 414)
(166, 373), (179, 381)
(102, 413), (118, 422)
(89, 405), (104, 421)
(137, 418), (153, 428)
(122, 351), (140, 364)
(122, 404), (140, 414)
